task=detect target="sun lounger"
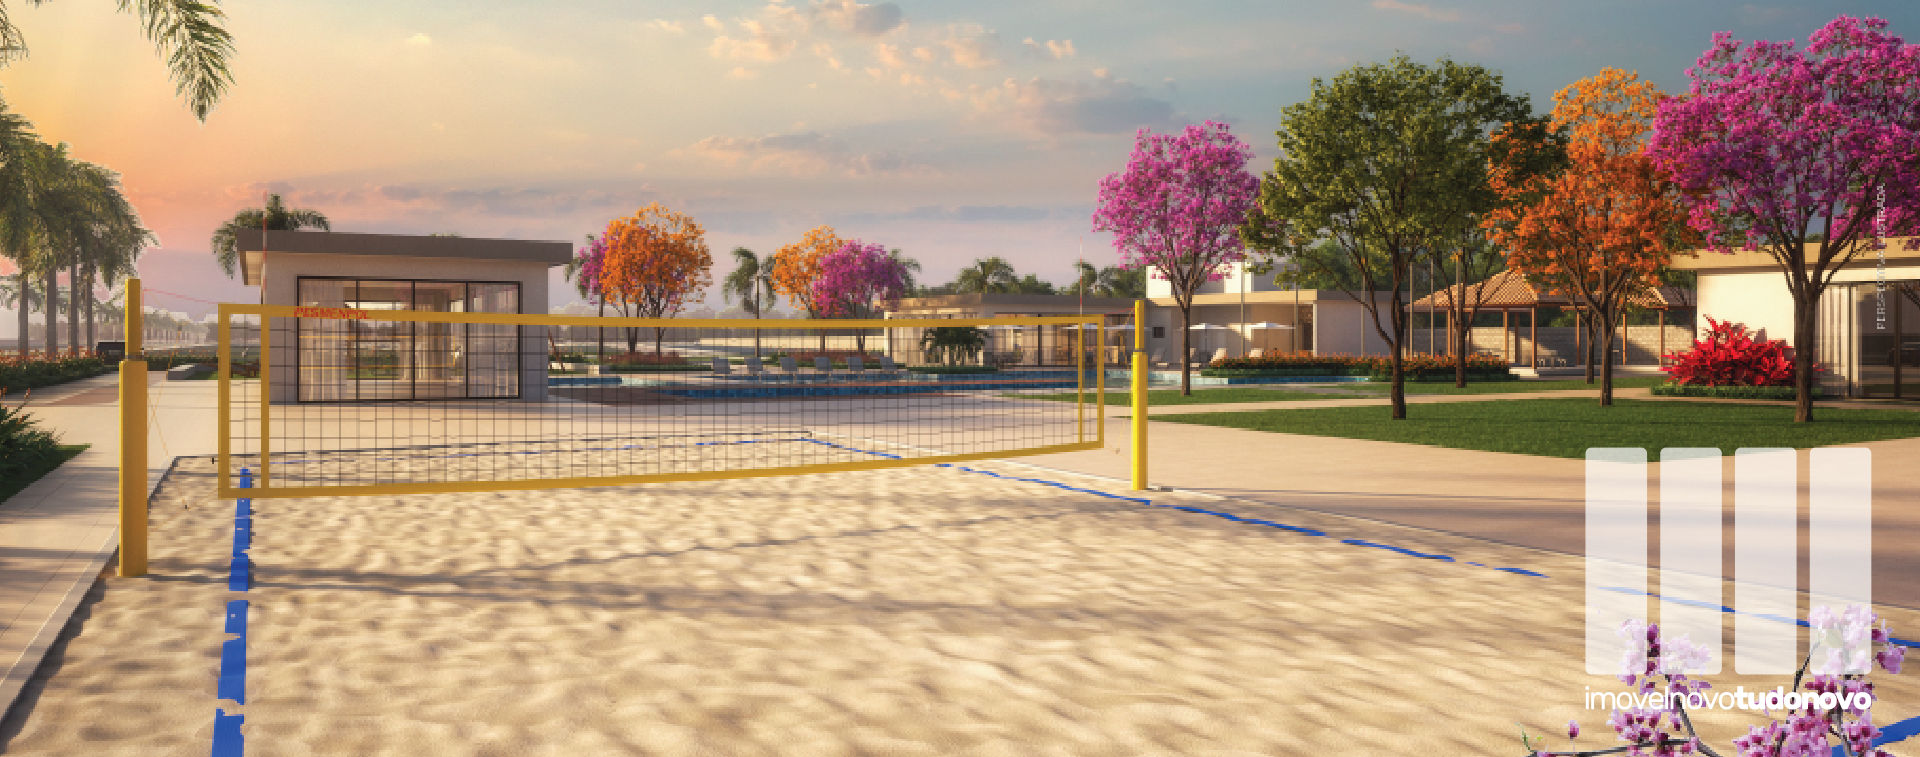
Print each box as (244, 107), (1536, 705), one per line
(813, 356), (835, 376)
(1247, 348), (1265, 360)
(710, 357), (732, 376)
(877, 355), (903, 376)
(744, 357), (767, 378)
(1208, 348), (1228, 365)
(845, 356), (866, 376)
(779, 356), (802, 379)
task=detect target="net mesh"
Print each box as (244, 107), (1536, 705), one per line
(219, 305), (1110, 497)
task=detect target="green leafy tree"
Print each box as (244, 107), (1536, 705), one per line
(208, 194), (330, 278)
(1243, 55), (1530, 419)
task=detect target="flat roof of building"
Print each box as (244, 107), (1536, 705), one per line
(1668, 237), (1920, 273)
(890, 293), (1139, 312)
(237, 230), (573, 285)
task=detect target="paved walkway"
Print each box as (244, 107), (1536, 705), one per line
(0, 370), (215, 721)
(1028, 416), (1920, 609)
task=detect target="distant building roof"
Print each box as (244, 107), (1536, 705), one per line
(237, 230), (572, 285)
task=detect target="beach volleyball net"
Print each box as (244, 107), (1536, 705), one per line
(216, 303), (1111, 499)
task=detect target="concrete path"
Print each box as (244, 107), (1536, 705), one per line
(0, 371), (214, 721)
(1028, 416), (1920, 609)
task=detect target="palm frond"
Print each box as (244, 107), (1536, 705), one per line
(118, 0), (236, 121)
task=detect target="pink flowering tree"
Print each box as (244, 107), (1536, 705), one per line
(812, 239), (911, 353)
(565, 234), (609, 359)
(1521, 610), (1905, 757)
(1092, 121), (1259, 395)
(1646, 15), (1920, 422)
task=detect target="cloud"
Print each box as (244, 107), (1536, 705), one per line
(941, 24), (1000, 69)
(875, 42), (909, 69)
(405, 32), (433, 47)
(1494, 22), (1525, 34)
(971, 75), (1177, 134)
(911, 46), (934, 63)
(840, 204), (1055, 224)
(681, 131), (930, 177)
(701, 14), (725, 32)
(1022, 37), (1075, 60)
(647, 19), (686, 34)
(727, 66), (760, 80)
(810, 0), (904, 37)
(709, 11), (803, 62)
(1370, 0), (1461, 22)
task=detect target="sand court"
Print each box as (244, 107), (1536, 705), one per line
(2, 455), (1915, 756)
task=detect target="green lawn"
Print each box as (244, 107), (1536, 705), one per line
(1340, 375), (1670, 395)
(0, 445), (87, 506)
(1020, 375), (1669, 405)
(1017, 388), (1365, 405)
(1161, 399), (1920, 458)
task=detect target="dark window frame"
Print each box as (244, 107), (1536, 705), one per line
(294, 275), (523, 403)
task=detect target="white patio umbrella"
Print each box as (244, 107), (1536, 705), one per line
(1243, 322), (1294, 356)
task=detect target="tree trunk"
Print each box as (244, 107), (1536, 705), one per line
(1792, 296), (1819, 423)
(1178, 305), (1193, 395)
(653, 326), (665, 357)
(43, 269), (57, 356)
(1390, 299), (1407, 421)
(16, 273), (29, 358)
(67, 262), (80, 355)
(1453, 253), (1467, 388)
(83, 266), (96, 351)
(752, 309), (762, 360)
(595, 299), (605, 365)
(1597, 308), (1616, 407)
(625, 326), (638, 355)
(1582, 311), (1596, 384)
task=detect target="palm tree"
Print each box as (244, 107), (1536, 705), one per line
(0, 1), (235, 121)
(208, 194), (330, 277)
(721, 247), (775, 359)
(952, 256), (1018, 294)
(889, 248), (922, 294)
(919, 326), (987, 366)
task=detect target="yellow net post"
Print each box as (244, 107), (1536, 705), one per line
(1075, 323), (1085, 443)
(1130, 299), (1147, 491)
(118, 278), (147, 577)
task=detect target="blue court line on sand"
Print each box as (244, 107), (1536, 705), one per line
(211, 710), (243, 757)
(793, 438), (1546, 580)
(1598, 586), (1920, 650)
(211, 470), (252, 757)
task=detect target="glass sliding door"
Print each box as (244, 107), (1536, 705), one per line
(467, 283), (520, 399)
(412, 282), (467, 399)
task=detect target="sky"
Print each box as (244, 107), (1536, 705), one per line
(2, 0), (1917, 326)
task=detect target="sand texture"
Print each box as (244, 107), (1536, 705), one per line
(3, 456), (1914, 755)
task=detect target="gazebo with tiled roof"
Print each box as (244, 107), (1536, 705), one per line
(1409, 270), (1692, 369)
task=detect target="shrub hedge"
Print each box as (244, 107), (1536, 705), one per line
(1650, 383), (1811, 400)
(0, 354), (112, 390)
(905, 365), (1000, 374)
(1202, 352), (1513, 381)
(0, 391), (62, 497)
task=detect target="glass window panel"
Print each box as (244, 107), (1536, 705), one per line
(297, 279), (354, 401)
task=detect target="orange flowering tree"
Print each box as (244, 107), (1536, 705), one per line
(769, 225), (842, 318)
(769, 225), (843, 350)
(599, 203), (713, 355)
(1485, 68), (1697, 406)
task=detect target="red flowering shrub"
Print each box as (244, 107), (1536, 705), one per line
(1661, 317), (1807, 386)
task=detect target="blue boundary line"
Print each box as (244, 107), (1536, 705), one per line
(210, 469), (251, 756)
(795, 438), (1548, 579)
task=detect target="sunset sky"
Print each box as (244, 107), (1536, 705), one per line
(3, 1), (1916, 323)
